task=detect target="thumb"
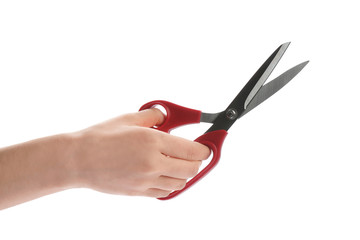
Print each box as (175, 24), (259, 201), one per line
(132, 108), (165, 128)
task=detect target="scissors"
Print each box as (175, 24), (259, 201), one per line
(140, 42), (309, 200)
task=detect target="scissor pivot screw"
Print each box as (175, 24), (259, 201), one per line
(226, 108), (238, 120)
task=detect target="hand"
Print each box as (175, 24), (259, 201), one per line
(72, 109), (211, 198)
(0, 108), (210, 209)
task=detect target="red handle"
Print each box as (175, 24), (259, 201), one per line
(158, 129), (228, 200)
(139, 100), (228, 200)
(139, 100), (202, 133)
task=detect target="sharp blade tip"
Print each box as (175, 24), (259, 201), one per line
(277, 42), (291, 53)
(301, 60), (310, 67)
(282, 42), (291, 47)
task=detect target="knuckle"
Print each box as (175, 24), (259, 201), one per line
(136, 178), (151, 191)
(142, 152), (165, 176)
(141, 158), (159, 175)
(135, 128), (157, 144)
(144, 130), (163, 150)
(185, 146), (197, 161)
(128, 126), (158, 144)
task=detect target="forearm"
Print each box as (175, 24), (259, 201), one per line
(0, 134), (77, 210)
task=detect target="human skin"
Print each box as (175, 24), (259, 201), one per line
(0, 109), (210, 210)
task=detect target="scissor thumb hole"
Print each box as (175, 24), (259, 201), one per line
(136, 108), (166, 128)
(148, 104), (167, 129)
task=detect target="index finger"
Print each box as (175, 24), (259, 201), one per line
(158, 133), (211, 161)
(159, 155), (202, 179)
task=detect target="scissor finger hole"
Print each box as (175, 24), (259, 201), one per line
(151, 104), (167, 116)
(150, 104), (168, 128)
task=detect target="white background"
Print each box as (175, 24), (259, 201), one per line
(0, 1), (359, 239)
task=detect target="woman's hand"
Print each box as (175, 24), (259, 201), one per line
(72, 109), (211, 198)
(0, 109), (210, 210)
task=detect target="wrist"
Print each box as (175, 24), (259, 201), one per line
(56, 132), (83, 189)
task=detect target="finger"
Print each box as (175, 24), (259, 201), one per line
(160, 155), (202, 179)
(153, 176), (187, 191)
(124, 108), (165, 127)
(159, 133), (211, 161)
(96, 108), (165, 129)
(144, 188), (171, 198)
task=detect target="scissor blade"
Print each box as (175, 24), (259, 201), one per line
(244, 42), (290, 109)
(240, 61), (309, 117)
(204, 42), (297, 133)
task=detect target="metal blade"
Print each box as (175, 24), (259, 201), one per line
(204, 42), (292, 133)
(240, 61), (309, 117)
(200, 112), (221, 123)
(244, 42), (290, 109)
